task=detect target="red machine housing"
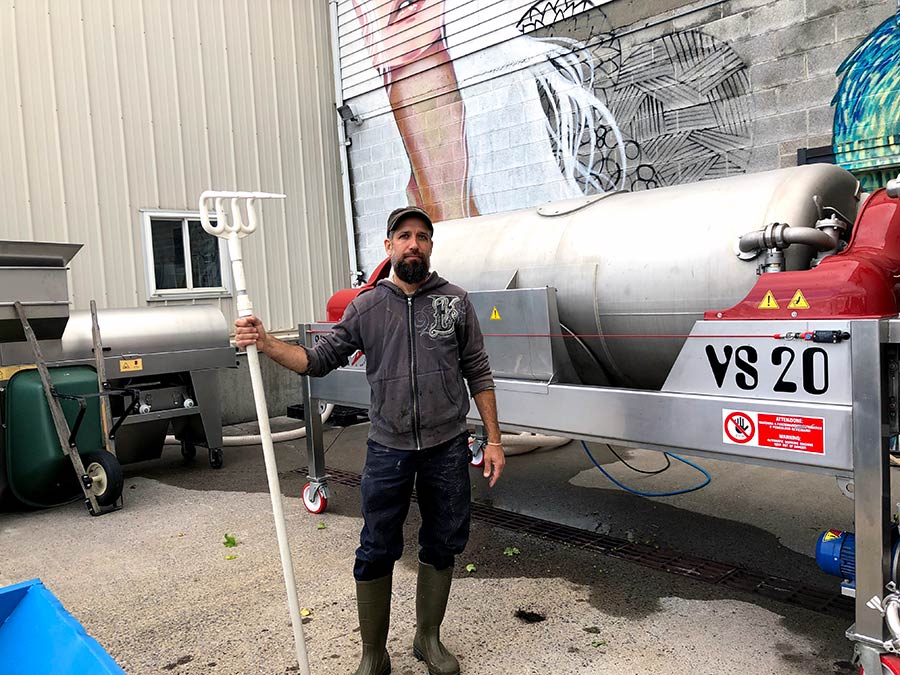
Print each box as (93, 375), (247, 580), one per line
(326, 258), (391, 322)
(708, 189), (900, 320)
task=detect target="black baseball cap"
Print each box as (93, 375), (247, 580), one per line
(386, 206), (433, 238)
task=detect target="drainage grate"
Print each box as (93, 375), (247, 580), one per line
(320, 466), (854, 619)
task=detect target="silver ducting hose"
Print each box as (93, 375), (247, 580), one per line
(738, 222), (839, 254)
(164, 404), (335, 447)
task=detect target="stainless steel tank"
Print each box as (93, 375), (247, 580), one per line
(0, 305), (230, 369)
(60, 306), (230, 360)
(430, 165), (861, 390)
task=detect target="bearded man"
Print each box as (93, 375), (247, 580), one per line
(234, 206), (504, 675)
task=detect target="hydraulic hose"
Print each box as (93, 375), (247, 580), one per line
(582, 441), (711, 497)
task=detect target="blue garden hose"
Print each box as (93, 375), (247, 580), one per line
(582, 441), (711, 497)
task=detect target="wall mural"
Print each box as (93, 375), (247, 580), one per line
(832, 14), (900, 192)
(524, 6), (751, 192)
(344, 0), (751, 272)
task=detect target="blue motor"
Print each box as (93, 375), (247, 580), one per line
(816, 530), (856, 578)
(816, 528), (900, 596)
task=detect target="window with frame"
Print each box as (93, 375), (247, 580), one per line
(141, 211), (232, 300)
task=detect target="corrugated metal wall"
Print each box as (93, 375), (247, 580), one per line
(0, 0), (349, 333)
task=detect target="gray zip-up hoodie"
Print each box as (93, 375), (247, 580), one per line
(304, 272), (494, 450)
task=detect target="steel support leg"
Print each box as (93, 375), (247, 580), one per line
(191, 369), (224, 451)
(300, 325), (328, 497)
(849, 320), (892, 659)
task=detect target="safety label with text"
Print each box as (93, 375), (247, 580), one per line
(722, 409), (824, 454)
(120, 358), (143, 372)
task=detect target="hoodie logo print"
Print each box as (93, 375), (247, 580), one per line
(425, 295), (461, 338)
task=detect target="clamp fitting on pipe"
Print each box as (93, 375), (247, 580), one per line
(867, 583), (900, 653)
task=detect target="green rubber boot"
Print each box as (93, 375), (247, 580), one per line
(412, 562), (460, 675)
(354, 575), (392, 675)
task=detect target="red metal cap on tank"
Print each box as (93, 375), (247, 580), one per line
(325, 258), (392, 322)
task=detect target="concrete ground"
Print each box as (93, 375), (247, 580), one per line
(1, 417), (884, 674)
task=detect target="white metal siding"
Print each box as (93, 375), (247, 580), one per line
(0, 0), (349, 333)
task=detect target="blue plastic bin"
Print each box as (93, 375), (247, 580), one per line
(0, 579), (124, 674)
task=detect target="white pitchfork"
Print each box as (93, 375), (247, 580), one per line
(199, 190), (311, 675)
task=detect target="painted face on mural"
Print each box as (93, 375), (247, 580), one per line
(385, 217), (433, 284)
(351, 0), (446, 73)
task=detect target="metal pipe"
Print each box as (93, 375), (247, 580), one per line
(738, 223), (838, 254)
(329, 0), (362, 286)
(888, 175), (900, 199)
(888, 600), (900, 644)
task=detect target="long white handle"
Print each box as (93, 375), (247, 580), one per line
(246, 338), (311, 674)
(200, 191), (310, 674)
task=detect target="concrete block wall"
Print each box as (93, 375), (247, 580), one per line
(219, 346), (305, 426)
(717, 0), (892, 169)
(340, 0), (896, 280)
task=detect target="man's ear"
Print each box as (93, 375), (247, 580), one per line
(384, 237), (392, 255)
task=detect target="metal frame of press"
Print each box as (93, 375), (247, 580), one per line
(299, 287), (900, 670)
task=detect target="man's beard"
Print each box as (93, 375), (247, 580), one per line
(393, 254), (430, 284)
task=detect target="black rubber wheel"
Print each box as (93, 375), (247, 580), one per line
(209, 447), (224, 469)
(82, 452), (124, 507)
(180, 440), (197, 462)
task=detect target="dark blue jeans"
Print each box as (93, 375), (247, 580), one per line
(354, 432), (471, 581)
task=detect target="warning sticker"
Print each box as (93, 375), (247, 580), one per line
(0, 365), (34, 381)
(724, 411), (755, 444)
(822, 529), (842, 542)
(758, 413), (824, 452)
(722, 409), (824, 454)
(489, 307), (502, 320)
(758, 290), (779, 309)
(787, 289), (810, 309)
(120, 358), (143, 372)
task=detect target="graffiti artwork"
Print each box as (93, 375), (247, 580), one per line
(341, 0), (751, 271)
(523, 6), (750, 191)
(832, 14), (900, 192)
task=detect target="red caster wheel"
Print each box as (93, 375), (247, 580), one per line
(468, 436), (485, 468)
(302, 482), (328, 514)
(860, 654), (900, 674)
